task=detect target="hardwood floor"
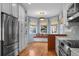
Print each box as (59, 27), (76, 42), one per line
(19, 42), (57, 56)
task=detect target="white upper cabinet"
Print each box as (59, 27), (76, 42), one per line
(1, 3), (19, 17)
(2, 3), (12, 14)
(12, 3), (18, 17)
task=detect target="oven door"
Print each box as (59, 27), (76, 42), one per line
(59, 40), (71, 56)
(59, 46), (67, 56)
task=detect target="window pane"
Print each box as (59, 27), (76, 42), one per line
(50, 25), (57, 34)
(60, 17), (64, 34)
(50, 17), (58, 34)
(40, 19), (48, 34)
(29, 18), (37, 34)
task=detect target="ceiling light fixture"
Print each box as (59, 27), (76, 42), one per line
(40, 18), (44, 21)
(39, 17), (45, 21)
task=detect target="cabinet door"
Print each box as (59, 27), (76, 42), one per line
(2, 3), (12, 14)
(48, 35), (55, 51)
(55, 38), (59, 56)
(12, 4), (18, 17)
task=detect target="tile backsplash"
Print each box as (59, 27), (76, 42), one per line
(68, 22), (79, 40)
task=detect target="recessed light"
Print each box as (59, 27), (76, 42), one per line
(12, 3), (16, 6)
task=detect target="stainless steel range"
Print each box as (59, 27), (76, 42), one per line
(59, 40), (79, 56)
(59, 40), (71, 56)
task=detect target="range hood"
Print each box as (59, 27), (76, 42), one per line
(68, 12), (79, 22)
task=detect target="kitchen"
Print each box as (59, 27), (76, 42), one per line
(0, 3), (79, 56)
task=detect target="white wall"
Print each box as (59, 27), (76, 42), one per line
(0, 4), (1, 41)
(18, 5), (28, 52)
(69, 22), (79, 40)
(62, 4), (72, 33)
(0, 3), (1, 56)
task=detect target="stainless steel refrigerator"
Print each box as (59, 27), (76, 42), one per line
(1, 12), (19, 56)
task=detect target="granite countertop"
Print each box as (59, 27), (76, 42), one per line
(33, 36), (48, 38)
(56, 36), (72, 40)
(33, 34), (67, 38)
(71, 48), (79, 55)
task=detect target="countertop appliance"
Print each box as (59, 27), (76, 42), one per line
(59, 40), (71, 56)
(59, 40), (79, 56)
(1, 12), (19, 56)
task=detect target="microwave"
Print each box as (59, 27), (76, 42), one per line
(67, 3), (79, 18)
(67, 3), (79, 22)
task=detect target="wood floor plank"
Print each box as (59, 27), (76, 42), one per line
(19, 42), (57, 56)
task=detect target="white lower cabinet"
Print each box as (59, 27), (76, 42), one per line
(55, 37), (59, 56)
(34, 38), (48, 42)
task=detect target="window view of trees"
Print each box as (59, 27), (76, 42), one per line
(50, 17), (58, 34)
(29, 16), (64, 34)
(29, 18), (37, 34)
(40, 19), (48, 34)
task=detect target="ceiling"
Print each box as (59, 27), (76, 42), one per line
(22, 3), (67, 18)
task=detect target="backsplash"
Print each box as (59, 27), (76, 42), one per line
(69, 22), (79, 40)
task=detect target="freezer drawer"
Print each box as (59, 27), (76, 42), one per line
(3, 43), (18, 56)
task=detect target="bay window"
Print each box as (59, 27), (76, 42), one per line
(50, 17), (59, 34)
(40, 19), (48, 34)
(29, 18), (37, 34)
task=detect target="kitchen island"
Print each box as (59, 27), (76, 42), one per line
(33, 34), (67, 51)
(48, 34), (67, 51)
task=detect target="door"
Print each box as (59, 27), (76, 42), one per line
(2, 13), (13, 45)
(1, 12), (18, 45)
(1, 12), (10, 45)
